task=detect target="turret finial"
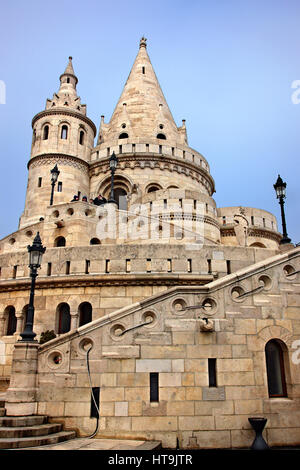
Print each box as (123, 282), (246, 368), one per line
(140, 36), (147, 48)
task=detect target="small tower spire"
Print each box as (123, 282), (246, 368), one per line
(45, 56), (87, 113)
(58, 56), (78, 93)
(139, 36), (147, 48)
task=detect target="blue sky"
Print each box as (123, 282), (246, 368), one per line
(0, 0), (299, 242)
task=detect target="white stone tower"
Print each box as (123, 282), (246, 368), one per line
(19, 57), (96, 229)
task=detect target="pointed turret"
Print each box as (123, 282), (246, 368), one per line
(45, 56), (86, 115)
(98, 37), (184, 145)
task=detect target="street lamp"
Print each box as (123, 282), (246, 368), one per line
(20, 232), (46, 342)
(273, 175), (291, 245)
(108, 152), (118, 204)
(50, 164), (60, 206)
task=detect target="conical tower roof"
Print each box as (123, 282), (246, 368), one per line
(99, 37), (186, 145)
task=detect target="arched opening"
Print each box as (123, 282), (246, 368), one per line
(78, 302), (92, 327)
(265, 339), (287, 397)
(250, 242), (267, 248)
(90, 238), (101, 245)
(5, 306), (16, 336)
(146, 184), (162, 193)
(61, 125), (68, 140)
(54, 236), (66, 247)
(119, 133), (128, 139)
(115, 188), (127, 210)
(57, 303), (71, 334)
(156, 133), (166, 140)
(43, 125), (49, 140)
(79, 130), (85, 145)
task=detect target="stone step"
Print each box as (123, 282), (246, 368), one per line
(0, 430), (76, 449)
(0, 415), (48, 428)
(0, 423), (62, 438)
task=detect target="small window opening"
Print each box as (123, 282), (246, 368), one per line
(207, 259), (212, 274)
(146, 259), (151, 273)
(47, 262), (52, 276)
(105, 260), (110, 273)
(150, 373), (159, 402)
(126, 259), (131, 273)
(188, 259), (192, 273)
(85, 259), (90, 274)
(38, 177), (42, 188)
(13, 265), (17, 279)
(157, 133), (166, 140)
(57, 182), (62, 192)
(61, 125), (68, 139)
(79, 130), (85, 145)
(167, 259), (172, 272)
(208, 358), (217, 387)
(66, 261), (70, 275)
(119, 133), (129, 139)
(43, 125), (49, 140)
(226, 260), (231, 274)
(142, 66), (145, 74)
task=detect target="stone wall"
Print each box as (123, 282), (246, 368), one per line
(32, 247), (300, 449)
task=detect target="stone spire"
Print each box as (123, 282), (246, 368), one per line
(98, 37), (182, 145)
(45, 56), (86, 115)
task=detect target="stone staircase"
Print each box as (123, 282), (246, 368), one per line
(0, 396), (76, 449)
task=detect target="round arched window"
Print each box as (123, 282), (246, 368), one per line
(265, 339), (287, 397)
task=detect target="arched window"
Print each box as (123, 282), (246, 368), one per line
(43, 125), (49, 140)
(119, 133), (129, 139)
(57, 303), (71, 334)
(61, 125), (68, 140)
(78, 302), (92, 327)
(54, 236), (66, 247)
(90, 238), (101, 245)
(79, 130), (85, 145)
(265, 339), (287, 397)
(5, 306), (16, 336)
(156, 133), (166, 140)
(147, 185), (162, 193)
(250, 242), (267, 248)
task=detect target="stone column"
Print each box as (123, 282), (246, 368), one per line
(70, 311), (79, 331)
(15, 313), (24, 335)
(0, 315), (6, 337)
(5, 341), (39, 416)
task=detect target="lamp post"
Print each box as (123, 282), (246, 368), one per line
(273, 175), (291, 244)
(50, 164), (60, 206)
(20, 232), (46, 342)
(108, 151), (118, 205)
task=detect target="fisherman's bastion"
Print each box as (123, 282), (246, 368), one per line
(0, 37), (299, 449)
